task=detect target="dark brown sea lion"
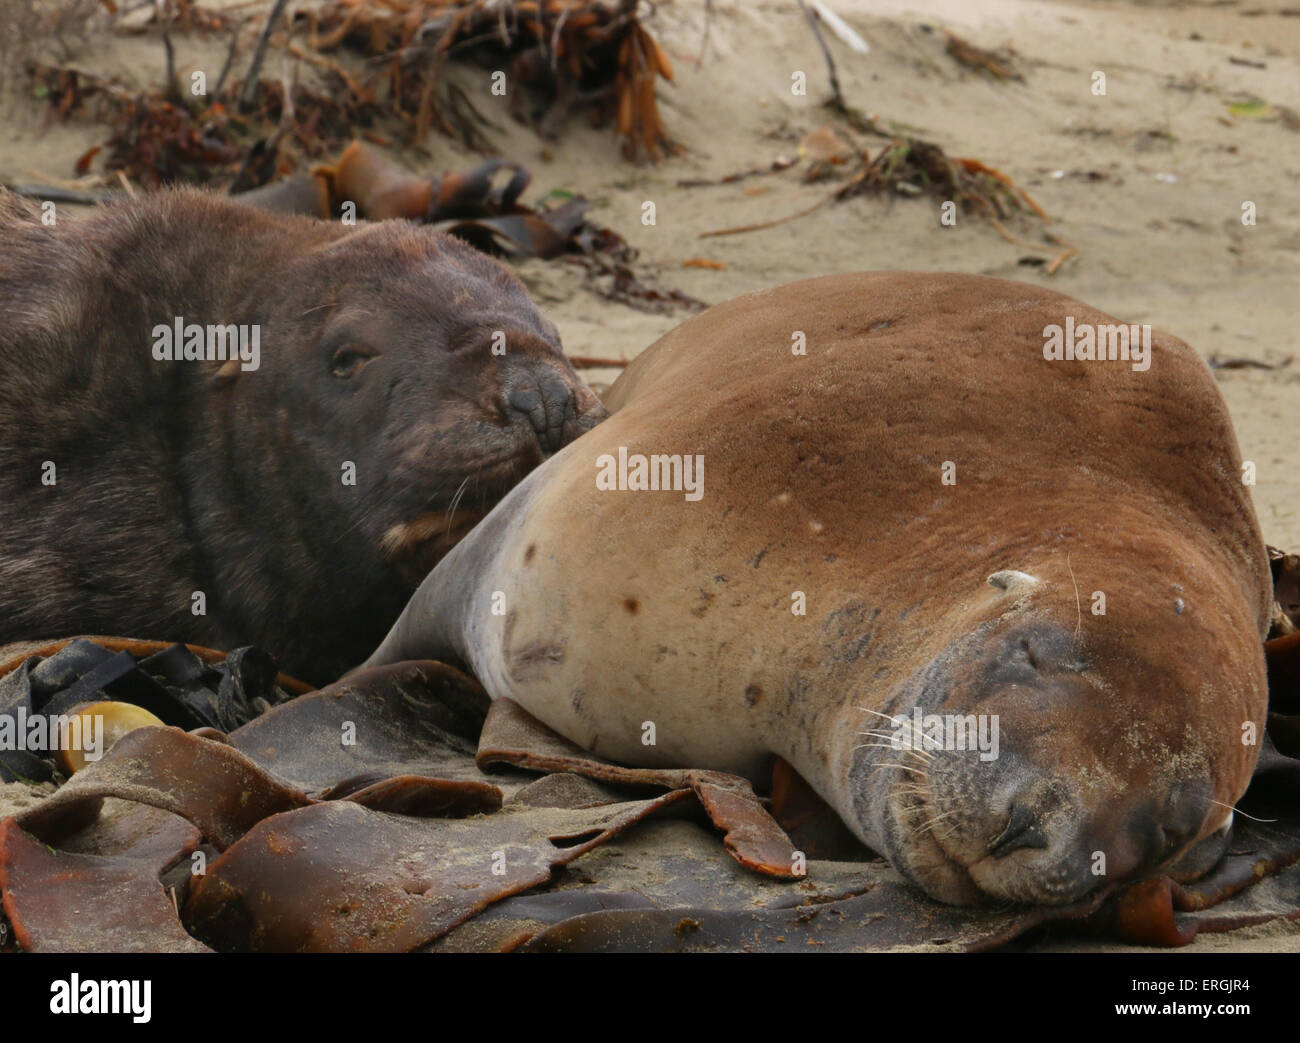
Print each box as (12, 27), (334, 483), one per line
(0, 189), (605, 683)
(364, 271), (1271, 905)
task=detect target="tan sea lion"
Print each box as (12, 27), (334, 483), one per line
(364, 271), (1271, 905)
(0, 188), (605, 684)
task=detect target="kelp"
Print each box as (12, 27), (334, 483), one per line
(4, 634), (1300, 951)
(227, 140), (701, 311)
(26, 0), (678, 190)
(299, 0), (678, 159)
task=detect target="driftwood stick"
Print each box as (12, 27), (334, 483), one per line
(3, 184), (121, 206)
(239, 0), (290, 113)
(794, 0), (845, 110)
(162, 30), (176, 96)
(213, 20), (242, 100)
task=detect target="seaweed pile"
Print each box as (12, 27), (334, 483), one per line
(18, 2), (693, 312)
(299, 0), (677, 160)
(230, 140), (700, 314)
(0, 638), (297, 785)
(3, 636), (1300, 952)
(26, 0), (677, 192)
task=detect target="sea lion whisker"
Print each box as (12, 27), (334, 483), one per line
(855, 728), (916, 741)
(855, 727), (935, 753)
(445, 474), (472, 532)
(852, 742), (931, 756)
(853, 707), (907, 725)
(910, 808), (963, 839)
(1066, 550), (1082, 652)
(854, 717), (937, 760)
(870, 762), (928, 777)
(855, 741), (935, 763)
(1208, 798), (1277, 824)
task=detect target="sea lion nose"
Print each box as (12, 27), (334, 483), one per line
(506, 368), (607, 453)
(987, 800), (1049, 857)
(507, 373), (574, 453)
(984, 772), (1068, 860)
(990, 775), (1209, 884)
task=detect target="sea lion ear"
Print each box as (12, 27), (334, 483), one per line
(987, 569), (1039, 592)
(211, 358), (241, 388)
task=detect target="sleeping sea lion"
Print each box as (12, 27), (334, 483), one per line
(0, 189), (605, 683)
(363, 271), (1271, 905)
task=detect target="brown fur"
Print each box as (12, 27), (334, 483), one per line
(368, 271), (1270, 904)
(0, 188), (604, 683)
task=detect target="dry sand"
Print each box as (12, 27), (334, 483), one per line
(1, 0), (1298, 951)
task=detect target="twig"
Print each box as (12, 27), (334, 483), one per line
(549, 7), (570, 74)
(213, 21), (242, 100)
(162, 30), (176, 97)
(987, 217), (1078, 275)
(676, 156), (798, 188)
(1044, 240), (1078, 276)
(811, 1), (869, 54)
(286, 40), (368, 99)
(273, 50), (296, 142)
(986, 215), (1050, 254)
(696, 0), (715, 65)
(700, 196), (829, 238)
(795, 0), (845, 110)
(239, 0), (290, 113)
(2, 183), (121, 205)
(1209, 355), (1292, 371)
(568, 355), (630, 369)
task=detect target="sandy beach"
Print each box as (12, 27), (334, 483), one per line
(1, 0), (1298, 952)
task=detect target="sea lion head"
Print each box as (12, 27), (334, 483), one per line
(223, 218), (607, 583)
(846, 547), (1266, 906)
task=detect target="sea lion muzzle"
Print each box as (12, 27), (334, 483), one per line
(504, 362), (607, 455)
(852, 584), (1254, 906)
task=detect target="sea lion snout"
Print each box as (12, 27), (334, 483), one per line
(873, 735), (1225, 906)
(965, 769), (1219, 905)
(503, 356), (608, 453)
(853, 604), (1257, 906)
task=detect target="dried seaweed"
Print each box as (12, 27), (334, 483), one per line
(26, 0), (677, 191)
(228, 141), (700, 310)
(0, 0), (106, 98)
(0, 637), (294, 783)
(944, 32), (1023, 82)
(297, 0), (678, 159)
(5, 639), (1300, 951)
(835, 139), (1046, 219)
